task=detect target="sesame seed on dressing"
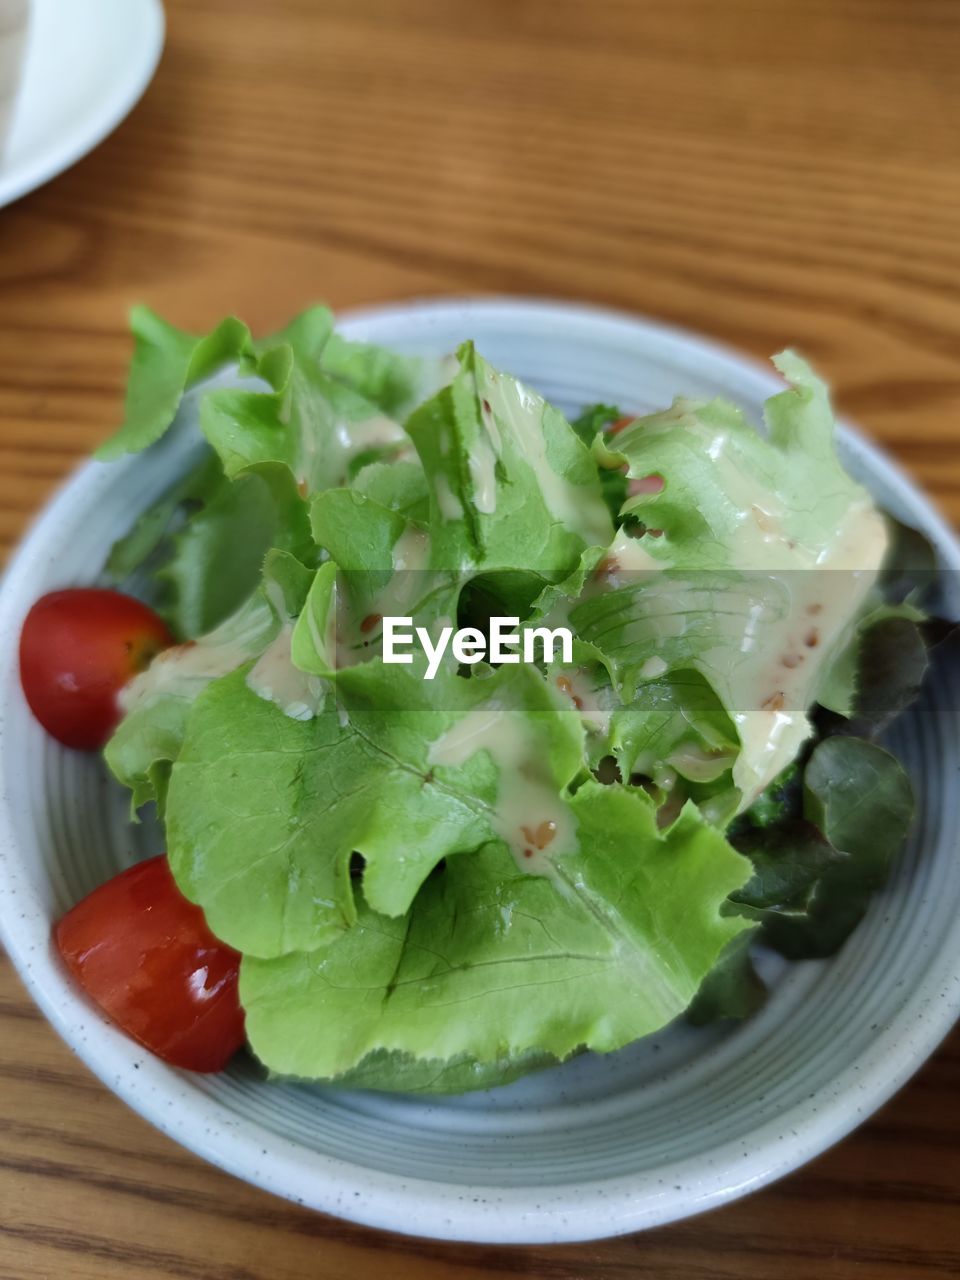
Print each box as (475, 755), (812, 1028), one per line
(428, 708), (577, 875)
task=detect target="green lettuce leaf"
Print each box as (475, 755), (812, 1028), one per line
(306, 489), (462, 666)
(295, 346), (621, 669)
(318, 331), (451, 418)
(561, 354), (891, 807)
(606, 668), (740, 795)
(741, 761), (801, 828)
(405, 343), (613, 589)
(96, 306), (446, 465)
(878, 514), (939, 609)
(104, 692), (194, 817)
(570, 402), (623, 447)
(96, 308), (253, 460)
(352, 459), (430, 522)
(165, 661), (584, 959)
(687, 929), (766, 1025)
(239, 781), (751, 1084)
(103, 550), (312, 815)
(823, 614), (929, 736)
(569, 402), (629, 522)
(98, 312), (928, 1089)
(105, 454), (212, 584)
(200, 310), (450, 497)
(326, 1046), (561, 1094)
(731, 736), (913, 957)
(158, 463), (312, 638)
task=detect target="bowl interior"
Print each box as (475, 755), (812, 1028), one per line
(1, 299), (959, 1244)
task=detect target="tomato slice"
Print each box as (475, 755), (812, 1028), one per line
(55, 856), (245, 1073)
(19, 588), (173, 750)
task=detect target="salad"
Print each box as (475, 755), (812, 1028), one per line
(19, 306), (937, 1090)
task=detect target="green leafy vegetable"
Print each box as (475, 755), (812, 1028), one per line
(96, 306), (934, 1088)
(318, 331), (448, 418)
(570, 402), (623, 447)
(731, 736), (913, 958)
(96, 308), (253, 460)
(570, 402), (628, 521)
(405, 342), (613, 584)
(166, 661), (584, 958)
(880, 515), (939, 608)
(327, 1046), (562, 1094)
(563, 353), (892, 806)
(97, 305), (445, 465)
(832, 615), (929, 737)
(239, 783), (751, 1082)
(107, 457), (313, 641)
(104, 550), (311, 814)
(687, 929), (766, 1025)
(742, 762), (801, 829)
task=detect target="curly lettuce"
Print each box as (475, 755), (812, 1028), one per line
(98, 308), (926, 1090)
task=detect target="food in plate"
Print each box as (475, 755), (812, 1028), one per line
(20, 306), (938, 1090)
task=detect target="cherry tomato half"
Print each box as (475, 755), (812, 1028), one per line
(55, 856), (245, 1073)
(19, 588), (173, 749)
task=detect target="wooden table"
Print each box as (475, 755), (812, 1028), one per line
(2, 1), (959, 1275)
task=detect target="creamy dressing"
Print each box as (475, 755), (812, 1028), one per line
(331, 595), (364, 671)
(125, 601), (328, 723)
(614, 498), (886, 806)
(667, 741), (737, 783)
(119, 594), (276, 713)
(704, 429), (788, 539)
(602, 527), (665, 579)
(615, 548), (887, 805)
(471, 397), (503, 512)
(618, 406), (890, 804)
(334, 414), (407, 456)
(293, 410), (317, 492)
(479, 390), (503, 454)
(333, 526), (437, 667)
(247, 625), (326, 720)
(578, 528), (668, 607)
(555, 668), (616, 736)
(120, 637), (255, 713)
(468, 429), (499, 514)
(301, 413), (412, 490)
(334, 414), (414, 480)
(590, 407), (889, 808)
(723, 498), (888, 804)
(639, 655), (668, 680)
(434, 473), (464, 521)
(427, 707), (577, 874)
(392, 526), (431, 573)
(373, 527), (433, 619)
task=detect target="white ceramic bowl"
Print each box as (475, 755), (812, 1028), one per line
(0, 1), (29, 157)
(1, 299), (959, 1245)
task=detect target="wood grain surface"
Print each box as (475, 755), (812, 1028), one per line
(1, 0), (959, 1275)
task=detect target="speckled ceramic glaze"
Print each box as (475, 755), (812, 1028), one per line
(1, 300), (958, 1243)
